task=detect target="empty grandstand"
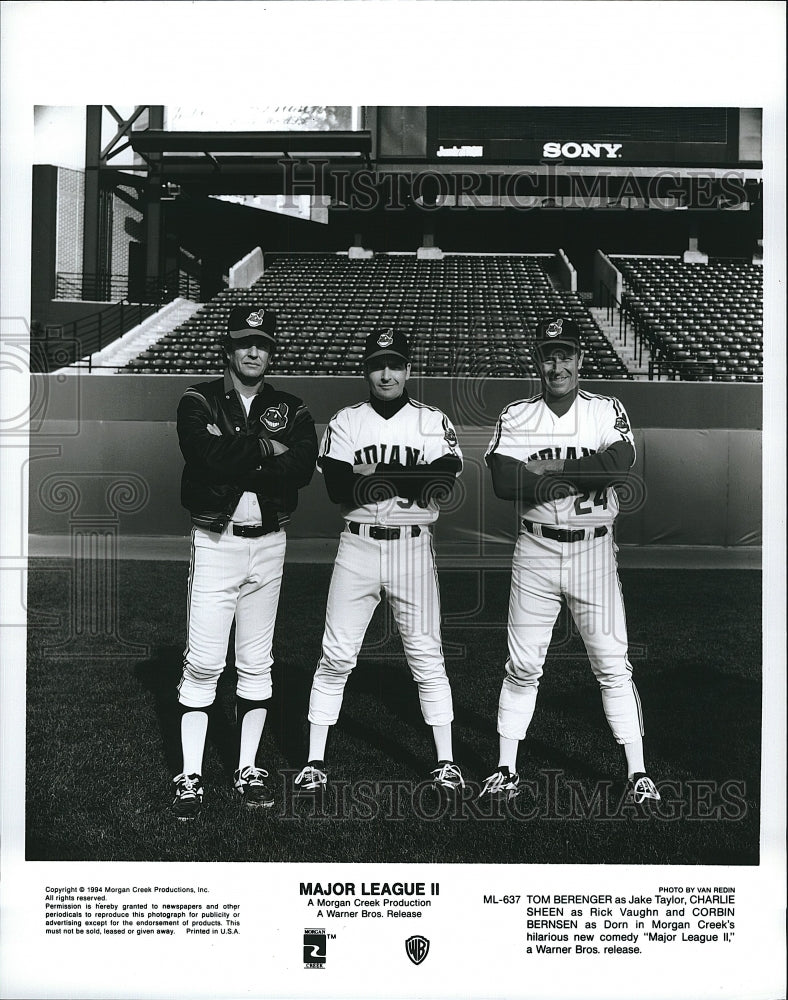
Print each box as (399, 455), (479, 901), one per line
(119, 253), (630, 379)
(615, 257), (762, 382)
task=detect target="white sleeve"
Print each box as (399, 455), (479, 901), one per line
(485, 405), (526, 463)
(423, 409), (463, 468)
(597, 397), (636, 463)
(318, 408), (356, 468)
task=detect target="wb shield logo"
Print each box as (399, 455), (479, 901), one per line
(405, 935), (430, 965)
(303, 927), (326, 969)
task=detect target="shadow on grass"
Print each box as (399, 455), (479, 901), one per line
(133, 646), (239, 780)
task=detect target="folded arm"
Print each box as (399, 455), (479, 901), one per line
(527, 440), (634, 487)
(177, 393), (269, 478)
(321, 455), (461, 506)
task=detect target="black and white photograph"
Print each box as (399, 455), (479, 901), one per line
(1, 3), (785, 999)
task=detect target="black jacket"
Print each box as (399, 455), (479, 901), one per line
(177, 370), (318, 532)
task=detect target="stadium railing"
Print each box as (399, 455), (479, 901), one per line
(55, 270), (201, 304)
(41, 300), (160, 371)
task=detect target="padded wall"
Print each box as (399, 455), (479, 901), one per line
(28, 376), (762, 552)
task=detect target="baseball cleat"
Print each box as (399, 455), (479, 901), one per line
(233, 765), (275, 809)
(431, 760), (465, 791)
(627, 772), (661, 804)
(478, 766), (521, 801)
(294, 761), (328, 794)
(171, 772), (204, 821)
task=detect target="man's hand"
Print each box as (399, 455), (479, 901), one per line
(525, 459), (565, 476)
(206, 423), (222, 437)
(353, 463), (378, 476)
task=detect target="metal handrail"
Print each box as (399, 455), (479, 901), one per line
(44, 300), (159, 371)
(55, 273), (131, 301)
(55, 270), (201, 304)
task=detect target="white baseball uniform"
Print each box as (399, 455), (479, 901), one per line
(308, 395), (462, 728)
(485, 388), (643, 745)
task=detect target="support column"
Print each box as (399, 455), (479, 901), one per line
(144, 179), (163, 302)
(144, 106), (165, 301)
(82, 106), (103, 300)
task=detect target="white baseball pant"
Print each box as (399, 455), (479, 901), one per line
(498, 530), (643, 744)
(308, 526), (454, 727)
(178, 525), (287, 708)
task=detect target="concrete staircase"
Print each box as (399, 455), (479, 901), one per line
(56, 297), (204, 374)
(589, 305), (651, 380)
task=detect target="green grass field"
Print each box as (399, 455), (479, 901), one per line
(26, 559), (761, 865)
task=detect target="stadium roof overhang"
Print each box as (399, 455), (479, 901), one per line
(123, 129), (762, 208)
(127, 129), (373, 179)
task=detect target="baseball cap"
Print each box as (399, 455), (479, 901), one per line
(364, 328), (410, 366)
(227, 305), (277, 344)
(534, 317), (582, 354)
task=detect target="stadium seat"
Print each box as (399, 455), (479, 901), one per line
(122, 253), (637, 378)
(617, 257), (762, 383)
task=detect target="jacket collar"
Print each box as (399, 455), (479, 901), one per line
(223, 368), (269, 402)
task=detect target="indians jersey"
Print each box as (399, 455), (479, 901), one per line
(318, 398), (462, 525)
(486, 389), (635, 529)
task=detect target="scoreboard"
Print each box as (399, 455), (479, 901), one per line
(374, 107), (762, 168)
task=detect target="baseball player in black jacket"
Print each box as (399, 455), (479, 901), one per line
(171, 305), (317, 819)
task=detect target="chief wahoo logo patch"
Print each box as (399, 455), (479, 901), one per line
(614, 415), (630, 433)
(261, 402), (288, 432)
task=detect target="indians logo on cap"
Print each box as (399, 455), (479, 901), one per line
(261, 402), (288, 432)
(377, 329), (394, 348)
(246, 310), (266, 328)
(545, 319), (564, 338)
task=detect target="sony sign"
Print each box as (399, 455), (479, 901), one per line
(543, 142), (623, 159)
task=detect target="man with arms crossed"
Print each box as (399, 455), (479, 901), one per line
(295, 329), (464, 797)
(172, 306), (317, 819)
(480, 317), (660, 806)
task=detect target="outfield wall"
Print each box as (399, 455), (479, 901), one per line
(27, 375), (762, 555)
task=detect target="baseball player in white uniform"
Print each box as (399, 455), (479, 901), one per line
(295, 329), (465, 795)
(480, 317), (660, 805)
(172, 306), (317, 819)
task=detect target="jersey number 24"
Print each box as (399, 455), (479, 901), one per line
(574, 488), (609, 516)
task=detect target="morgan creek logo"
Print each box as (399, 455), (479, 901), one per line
(303, 927), (326, 969)
(405, 935), (430, 966)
